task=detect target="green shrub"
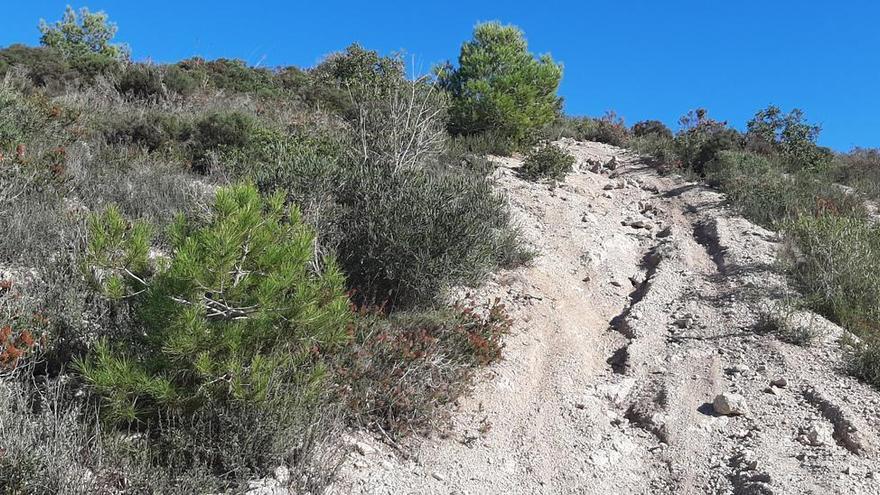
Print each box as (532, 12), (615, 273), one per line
(0, 44), (80, 91)
(438, 22), (563, 143)
(580, 112), (630, 146)
(174, 57), (279, 95)
(539, 113), (629, 147)
(78, 184), (352, 424)
(783, 214), (880, 331)
(116, 63), (165, 100)
(632, 120), (672, 139)
(162, 65), (201, 96)
(746, 106), (830, 170)
(194, 111), (254, 150)
(628, 133), (679, 169)
(103, 112), (193, 151)
(519, 143), (575, 182)
(448, 130), (517, 157)
(832, 148), (880, 200)
(674, 108), (742, 174)
(705, 151), (864, 227)
(336, 164), (523, 308)
(338, 300), (511, 435)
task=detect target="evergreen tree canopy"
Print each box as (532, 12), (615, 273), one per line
(437, 22), (563, 143)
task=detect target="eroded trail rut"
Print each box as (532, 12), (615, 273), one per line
(332, 141), (880, 495)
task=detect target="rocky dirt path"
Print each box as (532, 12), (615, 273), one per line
(330, 140), (880, 495)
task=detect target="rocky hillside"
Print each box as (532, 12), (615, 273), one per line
(328, 140), (880, 495)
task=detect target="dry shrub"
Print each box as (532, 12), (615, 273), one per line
(337, 299), (512, 436)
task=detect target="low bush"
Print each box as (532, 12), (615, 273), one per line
(632, 119), (672, 139)
(338, 299), (511, 436)
(448, 130), (517, 157)
(627, 133), (679, 170)
(518, 142), (575, 182)
(103, 111), (193, 151)
(336, 164), (524, 308)
(783, 214), (880, 332)
(745, 105), (831, 171)
(705, 151), (864, 227)
(831, 148), (880, 200)
(673, 108), (742, 174)
(580, 112), (630, 146)
(116, 63), (165, 100)
(540, 113), (629, 147)
(175, 57), (280, 96)
(0, 44), (81, 91)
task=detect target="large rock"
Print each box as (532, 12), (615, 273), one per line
(713, 392), (748, 416)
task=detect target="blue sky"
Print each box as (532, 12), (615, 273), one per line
(3, 1), (877, 150)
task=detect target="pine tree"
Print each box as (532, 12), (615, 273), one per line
(78, 184), (352, 423)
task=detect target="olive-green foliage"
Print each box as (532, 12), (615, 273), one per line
(539, 113), (629, 147)
(336, 163), (522, 308)
(116, 63), (165, 100)
(0, 84), (46, 150)
(519, 143), (575, 182)
(315, 43), (405, 85)
(627, 132), (679, 169)
(579, 112), (630, 146)
(746, 105), (830, 170)
(0, 44), (84, 91)
(783, 214), (880, 329)
(438, 22), (563, 143)
(174, 57), (278, 95)
(831, 148), (880, 201)
(103, 111), (193, 151)
(673, 108), (742, 174)
(220, 127), (346, 248)
(782, 214), (880, 387)
(705, 151), (864, 228)
(632, 120), (673, 139)
(195, 111), (254, 149)
(39, 6), (128, 62)
(190, 111), (256, 170)
(448, 129), (517, 157)
(78, 184), (352, 424)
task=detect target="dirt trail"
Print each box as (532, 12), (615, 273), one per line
(331, 140), (880, 494)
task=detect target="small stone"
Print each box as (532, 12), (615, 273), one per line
(674, 314), (694, 329)
(610, 280), (622, 287)
(603, 183), (616, 190)
(845, 465), (867, 477)
(770, 377), (787, 388)
(801, 423), (834, 446)
(728, 364), (750, 375)
(713, 392), (748, 416)
(273, 466), (290, 484)
(431, 471), (446, 481)
(763, 386), (780, 396)
(354, 441), (376, 456)
(603, 191), (614, 199)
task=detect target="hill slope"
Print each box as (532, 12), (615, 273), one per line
(330, 140), (880, 495)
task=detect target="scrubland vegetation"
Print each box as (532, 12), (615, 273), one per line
(2, 6), (880, 494)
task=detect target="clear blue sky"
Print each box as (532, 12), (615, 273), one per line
(3, 1), (877, 150)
